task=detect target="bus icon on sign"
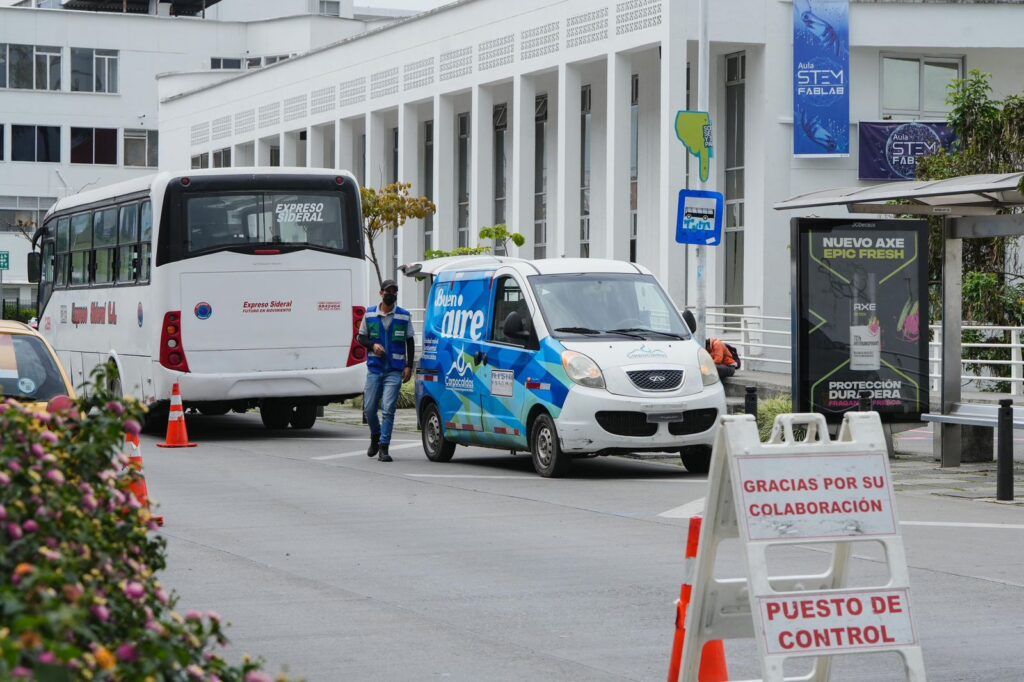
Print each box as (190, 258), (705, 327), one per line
(676, 190), (724, 246)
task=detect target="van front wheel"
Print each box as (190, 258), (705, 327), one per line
(531, 414), (570, 478)
(422, 403), (456, 462)
(679, 445), (712, 474)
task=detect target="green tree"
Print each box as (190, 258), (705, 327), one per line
(360, 182), (436, 288)
(424, 246), (490, 260)
(478, 224), (526, 255)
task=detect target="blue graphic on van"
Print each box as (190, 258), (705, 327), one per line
(417, 268), (573, 451)
(194, 302), (213, 320)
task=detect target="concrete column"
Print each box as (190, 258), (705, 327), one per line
(433, 93), (455, 252)
(365, 111), (388, 286)
(659, 25), (688, 301)
(556, 62), (582, 259)
(606, 51), (632, 262)
(337, 118), (356, 175)
(307, 125), (323, 168)
(282, 131), (299, 167)
(397, 102), (420, 306)
(511, 73), (536, 259)
(470, 84), (495, 249)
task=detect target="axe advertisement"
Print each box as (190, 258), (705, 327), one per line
(792, 218), (929, 422)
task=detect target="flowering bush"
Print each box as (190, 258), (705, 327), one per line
(0, 367), (281, 681)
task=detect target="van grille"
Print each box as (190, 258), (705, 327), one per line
(595, 411), (657, 437)
(667, 409), (719, 435)
(628, 369), (683, 391)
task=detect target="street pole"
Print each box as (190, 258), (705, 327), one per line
(695, 0), (710, 346)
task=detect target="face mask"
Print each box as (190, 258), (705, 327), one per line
(382, 293), (397, 306)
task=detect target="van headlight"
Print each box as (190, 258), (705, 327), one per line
(697, 348), (720, 386)
(562, 351), (605, 389)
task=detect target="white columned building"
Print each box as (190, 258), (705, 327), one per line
(155, 0), (1024, 370)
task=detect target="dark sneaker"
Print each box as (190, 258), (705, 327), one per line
(367, 435), (380, 458)
(378, 445), (393, 462)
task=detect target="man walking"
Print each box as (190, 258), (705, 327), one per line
(358, 279), (414, 462)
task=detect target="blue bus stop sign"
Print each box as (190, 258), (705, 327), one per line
(675, 189), (724, 246)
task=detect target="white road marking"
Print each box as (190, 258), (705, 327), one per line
(406, 474), (540, 480)
(313, 442), (422, 461)
(276, 437), (419, 442)
(658, 497), (707, 518)
(900, 521), (1024, 531)
(406, 474), (706, 482)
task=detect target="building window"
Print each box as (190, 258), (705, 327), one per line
(630, 74), (639, 263)
(71, 127), (117, 165)
(32, 46), (62, 91)
(724, 52), (746, 309)
(92, 207), (117, 285)
(579, 85), (592, 258)
(0, 196), (54, 237)
(190, 153), (209, 169)
(534, 94), (548, 260)
(211, 147), (231, 168)
(71, 48), (118, 93)
(210, 57), (242, 70)
(12, 125), (60, 163)
(264, 55), (290, 65)
(493, 103), (508, 254)
(117, 203), (139, 283)
(456, 112), (471, 248)
(881, 54), (963, 119)
(69, 212), (92, 287)
(318, 0), (341, 16)
(124, 129), (158, 167)
(423, 120), (434, 255)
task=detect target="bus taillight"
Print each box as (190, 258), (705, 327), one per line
(347, 305), (367, 367)
(160, 311), (191, 372)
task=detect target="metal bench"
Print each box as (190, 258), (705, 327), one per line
(923, 400), (1017, 500)
(922, 402), (1024, 429)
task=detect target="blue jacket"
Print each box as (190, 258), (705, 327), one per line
(364, 305), (412, 374)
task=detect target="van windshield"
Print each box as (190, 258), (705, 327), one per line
(530, 273), (691, 340)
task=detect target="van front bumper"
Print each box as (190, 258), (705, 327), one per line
(555, 382), (727, 454)
(153, 363), (367, 403)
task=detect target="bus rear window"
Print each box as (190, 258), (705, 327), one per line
(185, 192), (346, 254)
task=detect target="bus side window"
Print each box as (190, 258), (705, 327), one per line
(39, 238), (55, 313)
(139, 200), (152, 283)
(117, 203), (139, 284)
(69, 213), (92, 287)
(93, 207), (118, 286)
(55, 217), (70, 288)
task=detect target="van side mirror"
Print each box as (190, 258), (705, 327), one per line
(27, 252), (41, 284)
(682, 309), (697, 334)
(502, 310), (532, 340)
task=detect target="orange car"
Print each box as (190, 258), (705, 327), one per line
(0, 320), (75, 409)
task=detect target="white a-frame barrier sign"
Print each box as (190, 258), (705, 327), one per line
(677, 412), (926, 681)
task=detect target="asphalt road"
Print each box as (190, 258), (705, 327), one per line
(145, 413), (1024, 681)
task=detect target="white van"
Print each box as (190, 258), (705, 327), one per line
(405, 256), (727, 477)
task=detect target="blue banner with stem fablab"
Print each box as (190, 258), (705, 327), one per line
(793, 0), (850, 157)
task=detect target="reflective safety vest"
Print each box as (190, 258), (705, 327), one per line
(365, 305), (411, 374)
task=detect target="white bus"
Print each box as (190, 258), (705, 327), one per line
(29, 168), (369, 430)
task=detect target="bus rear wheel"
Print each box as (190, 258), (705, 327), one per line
(260, 400), (292, 430)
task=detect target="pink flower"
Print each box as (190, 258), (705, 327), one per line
(6, 461), (19, 473)
(155, 587), (169, 605)
(38, 651), (57, 665)
(124, 582), (145, 601)
(12, 667), (32, 679)
(186, 664), (205, 680)
(22, 519), (39, 534)
(106, 401), (125, 416)
(82, 495), (98, 512)
(116, 643), (139, 663)
(7, 523), (23, 540)
(185, 610), (203, 622)
(124, 419), (142, 437)
(0, 504), (6, 521)
(245, 672), (274, 682)
(206, 610), (222, 624)
(0, 472), (9, 487)
(91, 605), (111, 622)
(41, 430), (58, 444)
(45, 469), (65, 486)
(30, 444), (45, 458)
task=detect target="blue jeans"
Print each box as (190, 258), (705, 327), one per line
(364, 370), (403, 446)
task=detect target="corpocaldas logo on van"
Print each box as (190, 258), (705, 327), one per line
(445, 346), (475, 393)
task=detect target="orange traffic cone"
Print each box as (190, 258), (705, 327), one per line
(124, 432), (164, 526)
(156, 383), (197, 448)
(667, 516), (729, 682)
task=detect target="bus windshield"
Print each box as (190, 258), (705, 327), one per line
(185, 192), (347, 254)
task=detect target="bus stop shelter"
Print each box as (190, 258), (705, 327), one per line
(775, 172), (1024, 467)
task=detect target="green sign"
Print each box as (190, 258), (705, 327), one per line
(675, 110), (714, 182)
(0, 252), (8, 271)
